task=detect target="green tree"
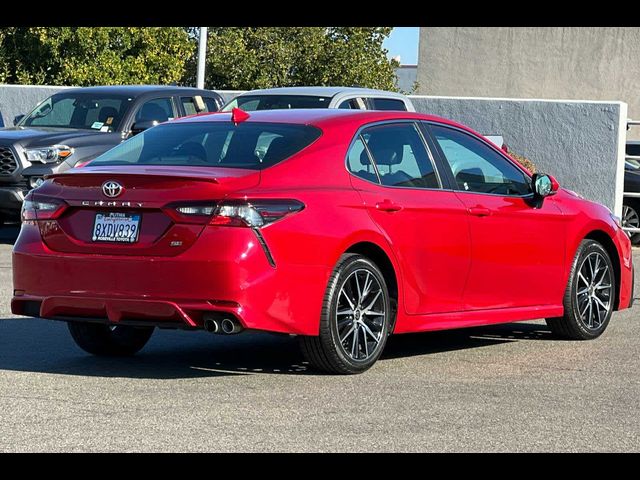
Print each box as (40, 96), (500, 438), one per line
(0, 27), (193, 86)
(201, 27), (399, 91)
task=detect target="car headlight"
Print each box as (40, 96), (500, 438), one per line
(24, 145), (74, 164)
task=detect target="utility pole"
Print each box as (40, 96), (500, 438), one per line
(196, 27), (208, 89)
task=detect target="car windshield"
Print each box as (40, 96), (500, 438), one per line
(20, 92), (133, 132)
(223, 95), (331, 112)
(89, 121), (322, 170)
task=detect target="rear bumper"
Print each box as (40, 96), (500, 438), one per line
(11, 223), (330, 335)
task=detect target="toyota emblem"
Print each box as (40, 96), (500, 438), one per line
(102, 181), (124, 198)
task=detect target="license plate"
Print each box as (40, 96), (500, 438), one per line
(92, 212), (141, 243)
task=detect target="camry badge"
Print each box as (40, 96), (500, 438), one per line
(102, 180), (123, 198)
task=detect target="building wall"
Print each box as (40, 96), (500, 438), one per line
(417, 27), (640, 134)
(394, 65), (417, 93)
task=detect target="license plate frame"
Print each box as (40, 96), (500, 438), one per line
(92, 212), (141, 244)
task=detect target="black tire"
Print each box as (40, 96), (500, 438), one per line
(299, 253), (391, 374)
(546, 239), (615, 340)
(67, 322), (154, 356)
(622, 200), (640, 245)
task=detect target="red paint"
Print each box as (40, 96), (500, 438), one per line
(11, 109), (633, 336)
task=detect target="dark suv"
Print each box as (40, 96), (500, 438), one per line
(0, 85), (223, 224)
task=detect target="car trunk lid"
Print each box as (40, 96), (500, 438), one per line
(34, 165), (260, 256)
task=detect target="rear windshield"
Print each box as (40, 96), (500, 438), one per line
(223, 95), (331, 111)
(89, 122), (322, 169)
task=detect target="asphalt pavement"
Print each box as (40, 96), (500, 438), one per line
(0, 223), (638, 452)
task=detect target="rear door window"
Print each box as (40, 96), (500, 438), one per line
(181, 95), (220, 115)
(347, 136), (379, 183)
(134, 97), (176, 124)
(361, 123), (439, 188)
(366, 98), (408, 111)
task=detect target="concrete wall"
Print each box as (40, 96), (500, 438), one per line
(394, 65), (417, 93)
(417, 27), (640, 137)
(0, 85), (70, 127)
(412, 96), (627, 216)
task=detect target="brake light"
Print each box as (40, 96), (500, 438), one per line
(171, 199), (304, 227)
(21, 197), (67, 222)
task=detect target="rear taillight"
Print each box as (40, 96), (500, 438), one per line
(21, 197), (67, 222)
(170, 199), (304, 227)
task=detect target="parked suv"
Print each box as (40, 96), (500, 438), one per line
(222, 86), (415, 112)
(0, 85), (223, 224)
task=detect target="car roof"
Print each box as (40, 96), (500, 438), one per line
(233, 86), (408, 99)
(55, 85), (221, 97)
(172, 108), (464, 131)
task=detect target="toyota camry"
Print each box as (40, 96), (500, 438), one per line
(11, 108), (634, 374)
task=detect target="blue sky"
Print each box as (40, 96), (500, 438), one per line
(383, 27), (419, 65)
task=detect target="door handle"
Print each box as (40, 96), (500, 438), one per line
(376, 200), (403, 212)
(468, 206), (491, 217)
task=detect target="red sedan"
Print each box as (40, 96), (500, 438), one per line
(11, 108), (634, 374)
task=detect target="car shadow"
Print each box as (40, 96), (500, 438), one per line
(0, 224), (19, 245)
(0, 317), (555, 379)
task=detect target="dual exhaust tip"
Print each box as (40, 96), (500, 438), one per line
(203, 315), (243, 335)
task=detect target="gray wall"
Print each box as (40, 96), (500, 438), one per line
(0, 85), (69, 127)
(412, 96), (627, 216)
(394, 65), (417, 93)
(417, 27), (640, 138)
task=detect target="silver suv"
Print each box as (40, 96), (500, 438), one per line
(222, 86), (415, 112)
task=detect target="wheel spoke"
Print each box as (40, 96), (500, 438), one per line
(340, 325), (355, 343)
(577, 287), (589, 296)
(351, 324), (359, 358)
(580, 299), (590, 317)
(363, 310), (385, 317)
(354, 272), (362, 304)
(337, 309), (354, 316)
(363, 290), (382, 312)
(595, 299), (603, 327)
(593, 295), (609, 311)
(362, 272), (372, 300)
(362, 327), (369, 358)
(340, 289), (355, 310)
(595, 284), (611, 290)
(360, 321), (380, 344)
(578, 272), (589, 286)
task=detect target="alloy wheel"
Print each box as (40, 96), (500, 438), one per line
(575, 251), (613, 330)
(335, 268), (387, 361)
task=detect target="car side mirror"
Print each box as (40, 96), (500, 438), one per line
(532, 173), (559, 198)
(130, 120), (158, 135)
(13, 114), (25, 126)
